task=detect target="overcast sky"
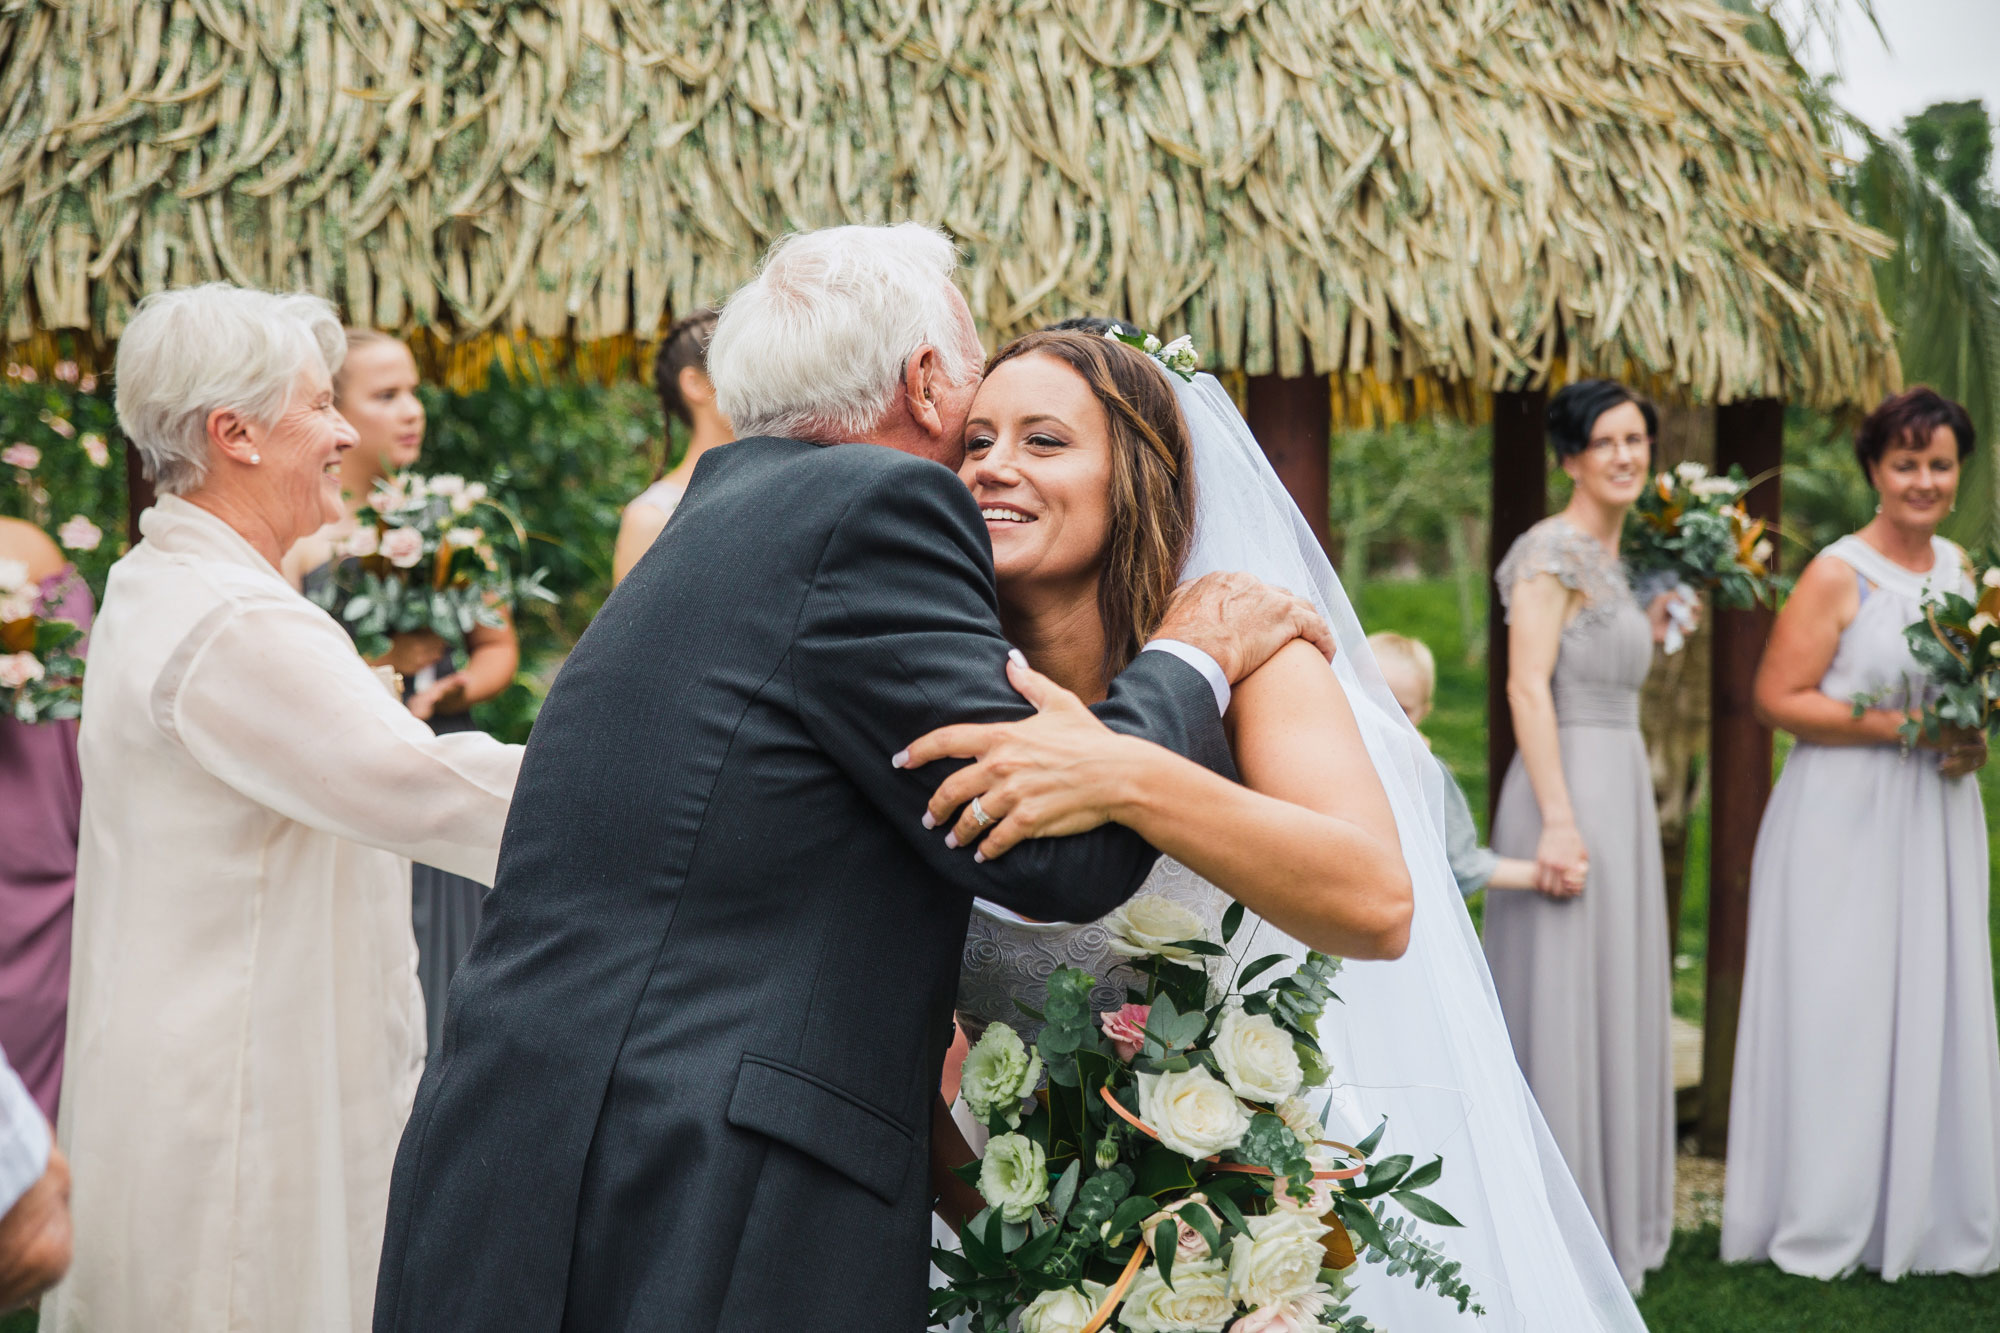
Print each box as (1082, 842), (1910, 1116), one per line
(1793, 0), (2000, 167)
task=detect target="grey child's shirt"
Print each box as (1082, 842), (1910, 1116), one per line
(1435, 753), (1498, 897)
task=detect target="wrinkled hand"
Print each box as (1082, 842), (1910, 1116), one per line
(896, 653), (1147, 862)
(407, 671), (470, 722)
(1534, 821), (1589, 898)
(0, 1138), (71, 1312)
(1152, 571), (1334, 684)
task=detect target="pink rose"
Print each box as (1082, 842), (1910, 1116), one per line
(80, 433), (109, 467)
(342, 526), (380, 558)
(1234, 1293), (1333, 1333)
(3, 443), (40, 470)
(58, 515), (102, 552)
(79, 374), (97, 393)
(380, 526), (425, 569)
(40, 414), (74, 440)
(1172, 1202), (1221, 1262)
(1100, 1003), (1150, 1061)
(0, 652), (45, 690)
(54, 361), (78, 383)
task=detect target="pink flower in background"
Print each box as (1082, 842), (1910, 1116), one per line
(1100, 1003), (1151, 1061)
(78, 374), (97, 393)
(379, 526), (425, 569)
(40, 414), (75, 439)
(80, 433), (109, 467)
(7, 365), (36, 384)
(1234, 1293), (1333, 1333)
(342, 526), (380, 558)
(58, 515), (102, 552)
(0, 652), (44, 689)
(1171, 1202), (1222, 1261)
(53, 361), (78, 383)
(3, 443), (40, 470)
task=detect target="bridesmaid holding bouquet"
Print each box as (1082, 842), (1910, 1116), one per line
(1724, 388), (2000, 1279)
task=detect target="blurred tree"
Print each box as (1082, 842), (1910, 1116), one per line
(1900, 100), (2000, 248)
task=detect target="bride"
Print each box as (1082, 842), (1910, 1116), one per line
(910, 328), (1647, 1330)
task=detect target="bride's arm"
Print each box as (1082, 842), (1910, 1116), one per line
(913, 642), (1412, 960)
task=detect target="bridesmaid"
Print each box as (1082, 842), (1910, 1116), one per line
(612, 309), (731, 584)
(1724, 387), (1999, 1279)
(285, 330), (520, 1059)
(1484, 379), (1693, 1291)
(0, 516), (91, 1119)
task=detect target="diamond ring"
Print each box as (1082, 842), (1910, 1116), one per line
(968, 796), (995, 830)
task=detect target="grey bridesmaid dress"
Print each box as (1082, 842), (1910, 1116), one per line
(1482, 516), (1674, 1291)
(1722, 534), (2000, 1278)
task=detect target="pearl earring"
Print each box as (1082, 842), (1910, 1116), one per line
(250, 453), (261, 464)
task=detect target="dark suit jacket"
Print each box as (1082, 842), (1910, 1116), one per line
(373, 437), (1230, 1331)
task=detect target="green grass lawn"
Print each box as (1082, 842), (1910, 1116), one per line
(1358, 577), (2000, 1332)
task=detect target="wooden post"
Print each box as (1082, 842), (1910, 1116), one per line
(124, 441), (154, 546)
(1245, 373), (1332, 556)
(1487, 389), (1549, 820)
(1699, 397), (1783, 1157)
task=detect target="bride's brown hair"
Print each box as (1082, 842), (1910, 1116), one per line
(983, 330), (1196, 678)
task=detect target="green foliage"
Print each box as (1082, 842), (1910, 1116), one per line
(0, 365), (126, 596)
(1901, 101), (2000, 248)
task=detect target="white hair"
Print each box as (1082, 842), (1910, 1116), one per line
(706, 223), (981, 443)
(114, 283), (347, 495)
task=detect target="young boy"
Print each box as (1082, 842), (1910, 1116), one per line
(1368, 632), (1539, 897)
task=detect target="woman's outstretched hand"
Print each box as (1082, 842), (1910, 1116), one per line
(898, 652), (1150, 861)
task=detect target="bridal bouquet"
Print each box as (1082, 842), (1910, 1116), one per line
(1623, 463), (1782, 652)
(932, 896), (1479, 1333)
(306, 472), (555, 659)
(1862, 550), (2000, 747)
(0, 562), (85, 723)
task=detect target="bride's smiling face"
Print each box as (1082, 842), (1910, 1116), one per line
(960, 353), (1116, 595)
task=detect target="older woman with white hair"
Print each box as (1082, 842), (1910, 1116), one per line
(45, 284), (522, 1333)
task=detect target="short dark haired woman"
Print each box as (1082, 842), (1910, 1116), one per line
(1723, 386), (2000, 1279)
(1482, 377), (1696, 1291)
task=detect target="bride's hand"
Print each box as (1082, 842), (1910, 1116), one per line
(899, 652), (1150, 861)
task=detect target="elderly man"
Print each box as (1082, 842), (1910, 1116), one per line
(46, 286), (521, 1332)
(374, 223), (1325, 1330)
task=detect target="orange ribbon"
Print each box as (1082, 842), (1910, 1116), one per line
(1079, 1234), (1150, 1333)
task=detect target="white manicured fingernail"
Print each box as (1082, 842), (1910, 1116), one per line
(921, 811), (936, 829)
(891, 749), (909, 768)
(973, 851), (986, 864)
(945, 832), (959, 850)
(1007, 648), (1027, 669)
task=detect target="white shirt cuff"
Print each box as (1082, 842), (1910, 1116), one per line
(0, 1058), (49, 1217)
(1141, 639), (1231, 715)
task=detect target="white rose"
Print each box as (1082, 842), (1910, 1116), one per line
(1104, 894), (1209, 960)
(1020, 1282), (1108, 1333)
(1274, 1096), (1323, 1147)
(959, 1022), (1040, 1129)
(1136, 1067), (1251, 1159)
(343, 526), (380, 558)
(380, 526), (426, 569)
(444, 526), (483, 549)
(452, 481), (488, 514)
(1673, 461), (1708, 483)
(1227, 1211), (1329, 1309)
(0, 652), (45, 690)
(1210, 1008), (1303, 1104)
(1983, 567), (2000, 590)
(1692, 476), (1740, 499)
(976, 1131), (1048, 1223)
(0, 558), (28, 593)
(426, 473), (465, 497)
(0, 589), (36, 624)
(1117, 1258), (1233, 1332)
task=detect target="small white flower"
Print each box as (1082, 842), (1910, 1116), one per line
(1982, 567), (2000, 590)
(57, 515), (101, 552)
(1136, 1066), (1252, 1160)
(976, 1132), (1048, 1223)
(959, 1023), (1041, 1129)
(1019, 1283), (1108, 1333)
(444, 526), (483, 549)
(1674, 461), (1709, 484)
(0, 651), (45, 689)
(1210, 1007), (1304, 1104)
(1103, 894), (1209, 960)
(0, 589), (36, 623)
(1752, 538), (1774, 564)
(1691, 476), (1741, 499)
(80, 433), (109, 467)
(1274, 1096), (1323, 1147)
(1228, 1211), (1329, 1309)
(0, 558), (28, 593)
(1972, 613), (1996, 636)
(379, 526), (426, 569)
(426, 473), (465, 497)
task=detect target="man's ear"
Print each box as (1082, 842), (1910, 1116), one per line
(206, 407), (258, 466)
(904, 345), (946, 441)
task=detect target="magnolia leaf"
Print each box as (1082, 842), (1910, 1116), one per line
(1221, 901), (1245, 943)
(1048, 1159), (1082, 1224)
(1392, 1190), (1464, 1228)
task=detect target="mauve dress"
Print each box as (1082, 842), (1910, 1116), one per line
(1723, 534), (2000, 1278)
(303, 560), (487, 1062)
(1482, 516), (1673, 1291)
(0, 566), (92, 1119)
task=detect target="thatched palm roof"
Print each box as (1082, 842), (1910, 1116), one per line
(1, 0), (1896, 413)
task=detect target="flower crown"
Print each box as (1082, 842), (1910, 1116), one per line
(1104, 325), (1199, 381)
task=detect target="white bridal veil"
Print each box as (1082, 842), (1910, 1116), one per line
(1169, 372), (1647, 1331)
